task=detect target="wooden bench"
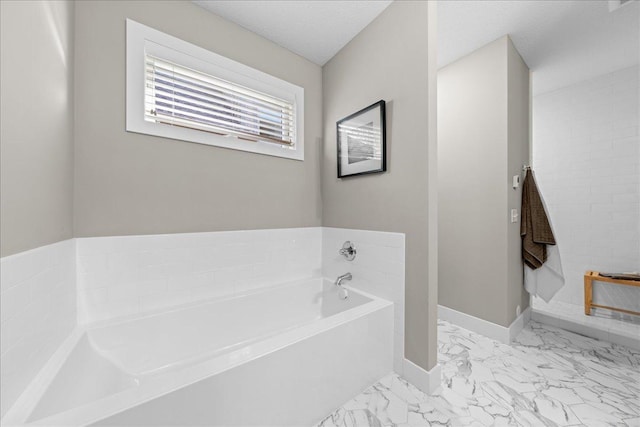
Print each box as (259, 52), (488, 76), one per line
(584, 271), (640, 316)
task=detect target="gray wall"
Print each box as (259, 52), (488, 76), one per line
(74, 1), (323, 238)
(322, 1), (438, 371)
(507, 40), (531, 324)
(1, 0), (440, 375)
(438, 36), (530, 327)
(0, 0), (75, 257)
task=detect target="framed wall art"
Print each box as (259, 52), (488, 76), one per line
(337, 100), (386, 178)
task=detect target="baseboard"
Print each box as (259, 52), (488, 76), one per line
(509, 307), (532, 342)
(401, 359), (441, 395)
(438, 305), (531, 344)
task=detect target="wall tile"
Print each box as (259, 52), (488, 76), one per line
(0, 239), (76, 416)
(322, 227), (406, 373)
(76, 228), (322, 323)
(533, 65), (640, 313)
(1, 227), (406, 415)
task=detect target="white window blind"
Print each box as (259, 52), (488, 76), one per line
(127, 19), (304, 160)
(145, 55), (296, 146)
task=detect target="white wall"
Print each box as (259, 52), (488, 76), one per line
(532, 65), (640, 313)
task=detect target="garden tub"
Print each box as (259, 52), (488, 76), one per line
(3, 278), (393, 426)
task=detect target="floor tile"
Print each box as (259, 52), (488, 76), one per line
(317, 320), (640, 427)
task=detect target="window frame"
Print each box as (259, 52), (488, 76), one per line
(126, 19), (305, 161)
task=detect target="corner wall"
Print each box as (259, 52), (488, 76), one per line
(322, 1), (438, 371)
(507, 39), (531, 324)
(0, 0), (75, 257)
(0, 0), (77, 417)
(73, 0), (323, 238)
(438, 36), (530, 328)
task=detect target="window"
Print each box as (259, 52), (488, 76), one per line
(126, 19), (304, 160)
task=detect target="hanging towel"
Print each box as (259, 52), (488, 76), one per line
(524, 243), (564, 302)
(521, 169), (565, 302)
(521, 170), (556, 269)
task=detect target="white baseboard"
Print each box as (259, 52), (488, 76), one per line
(438, 305), (531, 344)
(401, 359), (441, 395)
(509, 306), (532, 342)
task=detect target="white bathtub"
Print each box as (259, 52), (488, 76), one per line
(3, 278), (393, 426)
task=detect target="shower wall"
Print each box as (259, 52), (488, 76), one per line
(533, 65), (640, 313)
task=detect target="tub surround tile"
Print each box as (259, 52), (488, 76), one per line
(322, 227), (406, 375)
(2, 227), (406, 418)
(8, 227), (402, 328)
(76, 228), (322, 323)
(0, 240), (77, 418)
(318, 320), (640, 427)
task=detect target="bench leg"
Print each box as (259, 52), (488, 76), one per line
(584, 275), (593, 315)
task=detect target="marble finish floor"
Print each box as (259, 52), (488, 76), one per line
(317, 320), (640, 427)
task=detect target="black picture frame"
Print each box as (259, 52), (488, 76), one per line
(337, 100), (386, 178)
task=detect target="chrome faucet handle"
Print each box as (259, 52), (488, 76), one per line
(339, 241), (356, 261)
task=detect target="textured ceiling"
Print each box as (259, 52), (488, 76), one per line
(193, 0), (393, 65)
(194, 0), (638, 95)
(439, 0), (640, 95)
